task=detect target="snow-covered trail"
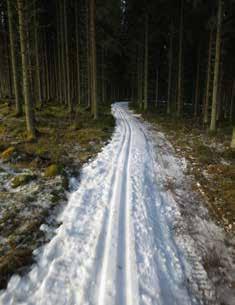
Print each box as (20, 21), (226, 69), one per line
(0, 103), (215, 305)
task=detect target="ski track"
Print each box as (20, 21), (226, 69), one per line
(0, 102), (215, 305)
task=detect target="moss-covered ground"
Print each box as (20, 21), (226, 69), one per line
(0, 102), (115, 169)
(0, 101), (115, 289)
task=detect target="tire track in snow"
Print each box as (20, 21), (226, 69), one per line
(97, 105), (138, 305)
(79, 106), (129, 303)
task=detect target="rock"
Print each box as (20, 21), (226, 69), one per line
(44, 164), (61, 178)
(1, 147), (15, 161)
(11, 174), (36, 188)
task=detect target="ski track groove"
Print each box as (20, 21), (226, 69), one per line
(0, 102), (216, 305)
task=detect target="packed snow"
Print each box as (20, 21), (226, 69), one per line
(0, 102), (234, 305)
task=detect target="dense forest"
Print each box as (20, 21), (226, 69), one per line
(0, 0), (126, 140)
(0, 0), (234, 141)
(126, 0), (235, 141)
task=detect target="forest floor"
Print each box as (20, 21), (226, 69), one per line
(133, 105), (235, 234)
(0, 101), (114, 289)
(0, 102), (234, 305)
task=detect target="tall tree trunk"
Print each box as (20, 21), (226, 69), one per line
(53, 45), (58, 100)
(86, 0), (91, 108)
(5, 28), (13, 99)
(75, 1), (81, 106)
(44, 34), (50, 101)
(204, 29), (213, 124)
(90, 0), (98, 119)
(101, 47), (105, 104)
(194, 41), (201, 117)
(17, 0), (36, 139)
(137, 45), (143, 109)
(133, 52), (138, 105)
(34, 5), (42, 106)
(7, 0), (22, 116)
(167, 23), (173, 115)
(64, 0), (72, 113)
(216, 65), (223, 122)
(230, 80), (235, 123)
(143, 13), (148, 111)
(223, 91), (228, 120)
(60, 1), (67, 104)
(155, 67), (159, 108)
(210, 0), (223, 132)
(231, 127), (235, 150)
(56, 1), (62, 104)
(177, 0), (184, 117)
(40, 42), (46, 103)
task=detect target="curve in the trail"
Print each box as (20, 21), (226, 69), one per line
(0, 103), (213, 305)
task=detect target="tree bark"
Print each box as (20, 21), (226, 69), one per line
(17, 0), (36, 139)
(137, 45), (143, 109)
(177, 0), (184, 117)
(59, 1), (66, 104)
(230, 80), (235, 123)
(75, 1), (81, 106)
(101, 47), (105, 104)
(87, 0), (91, 108)
(34, 4), (42, 106)
(56, 1), (63, 104)
(231, 127), (235, 150)
(90, 0), (98, 119)
(143, 13), (148, 111)
(7, 0), (22, 115)
(210, 0), (223, 132)
(167, 23), (173, 115)
(64, 0), (72, 113)
(6, 32), (13, 99)
(194, 41), (201, 117)
(44, 33), (50, 101)
(203, 29), (213, 124)
(155, 67), (159, 108)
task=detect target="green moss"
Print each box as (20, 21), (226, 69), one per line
(77, 128), (106, 144)
(79, 151), (93, 163)
(44, 164), (62, 177)
(207, 130), (217, 137)
(34, 146), (49, 158)
(11, 174), (36, 188)
(0, 125), (6, 136)
(1, 147), (15, 160)
(1, 103), (114, 172)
